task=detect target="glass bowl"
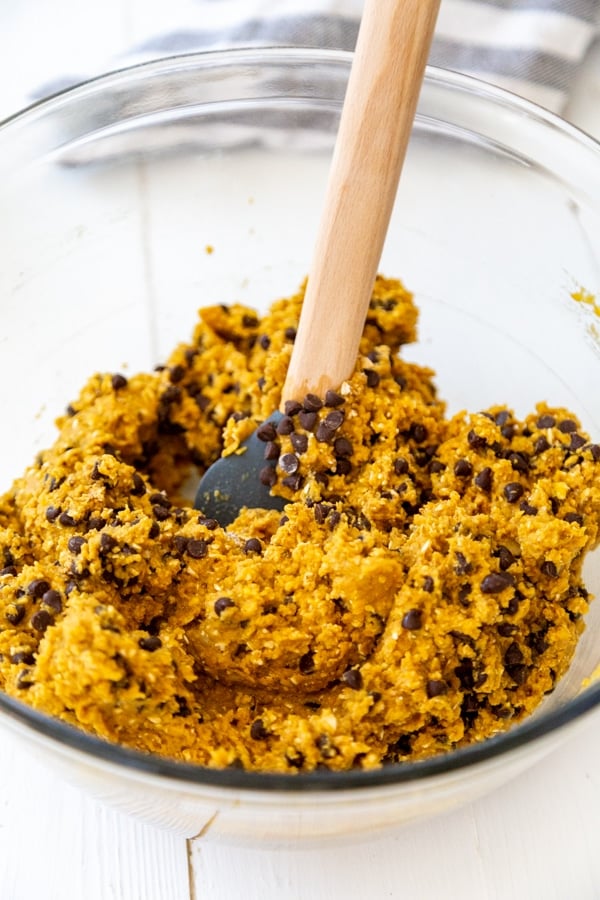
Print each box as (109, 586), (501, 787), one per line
(0, 48), (599, 843)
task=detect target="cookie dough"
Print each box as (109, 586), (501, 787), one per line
(0, 276), (598, 772)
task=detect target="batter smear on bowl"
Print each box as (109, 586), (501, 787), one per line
(0, 276), (598, 772)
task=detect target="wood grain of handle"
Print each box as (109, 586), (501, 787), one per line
(282, 0), (441, 403)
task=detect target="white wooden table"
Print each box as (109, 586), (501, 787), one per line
(1, 3), (600, 898)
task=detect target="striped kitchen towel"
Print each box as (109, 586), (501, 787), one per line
(30, 0), (600, 114)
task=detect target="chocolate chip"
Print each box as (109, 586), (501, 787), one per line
(325, 390), (345, 408)
(276, 416), (294, 436)
(45, 505), (61, 522)
(458, 584), (472, 607)
(558, 419), (577, 433)
(564, 512), (584, 525)
(394, 457), (409, 476)
(454, 552), (472, 575)
(259, 465), (277, 487)
(242, 313), (258, 328)
(290, 433), (308, 454)
(474, 467), (493, 491)
(537, 414), (555, 428)
(411, 424), (428, 443)
(153, 505), (170, 521)
(250, 718), (269, 740)
(30, 609), (53, 633)
(10, 651), (35, 666)
(497, 622), (517, 637)
(256, 422), (277, 442)
(88, 515), (105, 531)
(148, 522), (160, 539)
(6, 605), (25, 625)
(303, 393), (323, 412)
(429, 460), (445, 474)
(364, 369), (380, 388)
(540, 560), (558, 578)
(423, 576), (434, 593)
(27, 579), (50, 598)
(534, 435), (550, 454)
(454, 459), (473, 478)
(504, 482), (524, 503)
(504, 642), (524, 666)
(16, 669), (34, 690)
(284, 400), (302, 417)
(298, 411), (317, 431)
(139, 635), (162, 652)
(480, 572), (515, 593)
(214, 597), (235, 616)
(111, 373), (128, 390)
(315, 422), (336, 443)
(426, 679), (448, 698)
(42, 590), (62, 613)
(590, 444), (600, 462)
(68, 536), (85, 555)
(187, 540), (208, 559)
(324, 410), (345, 430)
(570, 433), (586, 451)
(173, 536), (189, 554)
(100, 533), (117, 554)
(519, 501), (538, 516)
(169, 365), (185, 384)
(284, 326), (297, 343)
(334, 437), (353, 458)
(299, 651), (315, 674)
(341, 668), (363, 690)
(335, 458), (352, 476)
(263, 441), (280, 461)
(496, 546), (515, 571)
(467, 430), (487, 450)
(279, 453), (300, 475)
(131, 473), (146, 496)
(282, 474), (303, 491)
(58, 512), (76, 527)
(0, 566), (17, 577)
(244, 538), (262, 554)
(402, 609), (423, 630)
(506, 664), (528, 685)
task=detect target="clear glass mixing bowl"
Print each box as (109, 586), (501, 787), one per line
(0, 48), (599, 843)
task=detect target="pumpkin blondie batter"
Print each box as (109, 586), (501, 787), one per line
(0, 276), (599, 772)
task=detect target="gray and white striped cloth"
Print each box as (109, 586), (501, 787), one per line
(35, 0), (600, 114)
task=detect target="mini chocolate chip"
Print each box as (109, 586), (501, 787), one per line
(590, 444), (600, 461)
(131, 473), (146, 496)
(497, 623), (517, 637)
(276, 416), (294, 435)
(282, 474), (303, 491)
(30, 609), (53, 633)
(148, 522), (160, 538)
(495, 410), (510, 426)
(540, 560), (558, 578)
(0, 566), (17, 577)
(259, 465), (277, 487)
(467, 430), (487, 449)
(198, 517), (219, 530)
(187, 540), (208, 559)
(423, 576), (434, 592)
(335, 458), (352, 476)
(111, 373), (128, 390)
(259, 334), (271, 350)
(153, 505), (170, 521)
(244, 538), (262, 554)
(325, 390), (345, 407)
(558, 419), (577, 433)
(570, 433), (586, 451)
(16, 669), (34, 689)
(341, 668), (363, 690)
(426, 679), (447, 698)
(173, 536), (189, 554)
(6, 605), (25, 625)
(256, 422), (277, 442)
(27, 579), (50, 598)
(88, 515), (105, 531)
(537, 414), (556, 428)
(328, 510), (341, 529)
(394, 457), (410, 476)
(303, 393), (323, 412)
(324, 410), (345, 430)
(501, 424), (516, 440)
(284, 400), (302, 417)
(534, 436), (550, 454)
(100, 533), (117, 554)
(454, 552), (472, 575)
(284, 326), (297, 342)
(334, 436), (353, 458)
(279, 453), (300, 475)
(474, 467), (493, 491)
(250, 718), (269, 740)
(364, 369), (380, 388)
(139, 636), (162, 652)
(411, 424), (428, 443)
(454, 459), (473, 477)
(315, 422), (336, 443)
(496, 546), (515, 571)
(298, 411), (317, 431)
(214, 597), (235, 616)
(149, 492), (171, 507)
(242, 313), (258, 328)
(263, 441), (280, 461)
(506, 664), (528, 685)
(402, 609), (423, 630)
(480, 572), (515, 593)
(68, 536), (85, 555)
(429, 460), (446, 474)
(519, 501), (538, 516)
(504, 482), (524, 503)
(45, 505), (61, 522)
(290, 433), (308, 454)
(58, 512), (76, 527)
(299, 651), (315, 674)
(42, 589), (62, 613)
(458, 584), (472, 606)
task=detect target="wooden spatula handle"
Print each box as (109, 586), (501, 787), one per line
(282, 0), (440, 403)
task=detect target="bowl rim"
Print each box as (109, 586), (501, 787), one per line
(1, 46), (599, 792)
